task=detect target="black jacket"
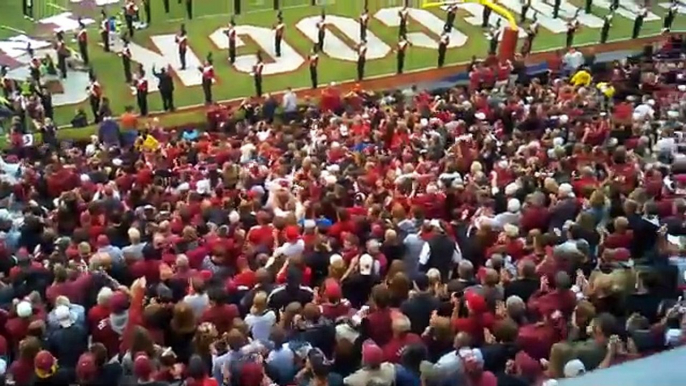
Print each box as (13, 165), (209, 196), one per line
(153, 70), (174, 93)
(267, 284), (314, 311)
(47, 324), (88, 369)
(400, 292), (441, 335)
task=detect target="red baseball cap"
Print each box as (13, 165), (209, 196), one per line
(323, 279), (342, 300)
(34, 350), (55, 374)
(361, 340), (383, 366)
(76, 353), (97, 381)
(284, 226), (300, 242)
(465, 291), (488, 314)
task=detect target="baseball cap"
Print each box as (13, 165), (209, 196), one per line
(16, 301), (32, 318)
(359, 254), (374, 276)
(76, 353), (97, 381)
(34, 350), (56, 377)
(133, 354), (153, 379)
(465, 291), (487, 314)
(285, 226), (300, 242)
(361, 340), (383, 367)
(109, 291), (130, 314)
(54, 305), (73, 328)
(563, 359), (586, 378)
(323, 279), (342, 300)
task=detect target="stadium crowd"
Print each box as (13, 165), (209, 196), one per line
(0, 35), (685, 386)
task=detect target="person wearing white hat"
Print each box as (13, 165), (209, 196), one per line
(16, 300), (32, 318)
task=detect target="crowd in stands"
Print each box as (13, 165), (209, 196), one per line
(0, 35), (685, 386)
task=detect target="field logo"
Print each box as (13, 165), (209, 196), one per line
(374, 7), (468, 49)
(209, 25), (305, 75)
(296, 15), (392, 61)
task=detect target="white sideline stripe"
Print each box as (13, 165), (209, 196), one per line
(53, 28), (686, 129)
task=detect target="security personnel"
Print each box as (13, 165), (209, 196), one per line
(252, 54), (264, 97)
(143, 0), (151, 24)
(396, 36), (409, 74)
(488, 21), (501, 55)
(124, 0), (137, 37)
(274, 12), (285, 58)
(316, 13), (326, 52)
(152, 65), (174, 111)
(225, 18), (237, 63)
(200, 56), (214, 104)
(520, 0), (531, 23)
(398, 6), (409, 38)
(633, 6), (647, 39)
(87, 75), (102, 121)
(359, 8), (369, 41)
(176, 24), (188, 70)
(664, 0), (678, 32)
(482, 1), (492, 27)
(308, 46), (318, 89)
(135, 70), (149, 116)
(55, 32), (69, 79)
(600, 12), (613, 44)
(437, 32), (449, 68)
(185, 0), (193, 19)
(553, 0), (561, 18)
(444, 4), (457, 32)
(356, 40), (367, 81)
(76, 20), (89, 66)
(120, 38), (133, 83)
(584, 0), (592, 14)
(100, 11), (110, 52)
(566, 17), (579, 48)
(163, 0), (170, 13)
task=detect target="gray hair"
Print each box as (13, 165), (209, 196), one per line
(97, 287), (113, 306)
(458, 260), (474, 279)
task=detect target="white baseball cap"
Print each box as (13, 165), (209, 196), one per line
(359, 254), (374, 275)
(16, 301), (32, 318)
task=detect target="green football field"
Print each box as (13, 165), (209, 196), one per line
(0, 0), (685, 127)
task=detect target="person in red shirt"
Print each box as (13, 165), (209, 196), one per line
(87, 287), (112, 333)
(382, 314), (423, 363)
(452, 291), (495, 346)
(317, 279), (351, 320)
(200, 287), (239, 334)
(363, 285), (394, 346)
(527, 271), (577, 320)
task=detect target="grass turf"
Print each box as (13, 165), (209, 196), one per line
(0, 0), (685, 129)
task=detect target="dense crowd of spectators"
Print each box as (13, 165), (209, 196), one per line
(0, 35), (685, 386)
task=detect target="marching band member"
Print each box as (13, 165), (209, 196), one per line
(76, 20), (89, 65)
(225, 18), (237, 63)
(274, 12), (285, 58)
(316, 12), (326, 52)
(252, 53), (264, 97)
(124, 0), (138, 38)
(175, 24), (188, 70)
(565, 12), (580, 48)
(119, 38), (133, 83)
(396, 36), (410, 74)
(135, 69), (149, 116)
(87, 75), (102, 122)
(356, 40), (367, 81)
(200, 55), (215, 104)
(309, 46), (319, 89)
(359, 8), (369, 41)
(437, 32), (449, 68)
(398, 5), (409, 38)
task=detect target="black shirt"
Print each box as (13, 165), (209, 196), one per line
(400, 292), (441, 335)
(504, 278), (540, 303)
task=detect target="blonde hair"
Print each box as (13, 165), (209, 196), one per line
(548, 342), (575, 378)
(252, 291), (268, 313)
